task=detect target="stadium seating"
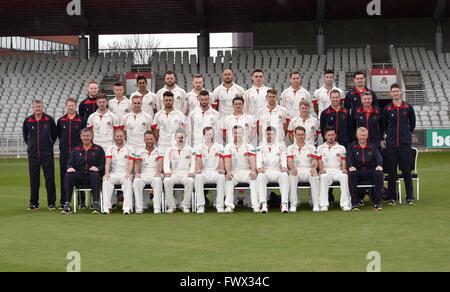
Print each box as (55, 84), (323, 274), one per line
(150, 47), (372, 97)
(390, 47), (450, 127)
(0, 52), (133, 134)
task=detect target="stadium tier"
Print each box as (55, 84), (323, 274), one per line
(0, 52), (133, 134)
(1, 47), (449, 134)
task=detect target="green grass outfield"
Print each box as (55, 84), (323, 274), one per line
(0, 152), (449, 272)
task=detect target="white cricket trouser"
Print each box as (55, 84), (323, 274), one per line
(319, 169), (351, 208)
(225, 170), (258, 209)
(256, 170), (289, 205)
(194, 171), (225, 209)
(102, 173), (132, 211)
(132, 175), (163, 212)
(289, 170), (320, 208)
(163, 174), (194, 209)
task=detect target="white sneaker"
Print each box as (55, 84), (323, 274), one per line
(289, 206), (297, 213)
(320, 206), (328, 212)
(165, 208), (174, 214)
(313, 206), (320, 212)
(260, 204), (268, 213)
(123, 210), (131, 215)
(154, 209), (161, 214)
(342, 206), (351, 212)
(225, 206), (234, 213)
(135, 210), (144, 214)
(253, 207), (261, 213)
(217, 207), (225, 213)
(196, 206), (205, 214)
(281, 204), (289, 213)
(182, 208), (191, 214)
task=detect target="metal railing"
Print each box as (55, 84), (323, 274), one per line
(404, 90), (427, 106)
(0, 134), (60, 158)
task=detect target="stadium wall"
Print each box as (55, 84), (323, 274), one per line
(253, 18), (449, 60)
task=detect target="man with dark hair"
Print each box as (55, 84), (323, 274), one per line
(382, 83), (416, 205)
(56, 97), (84, 209)
(109, 82), (131, 120)
(221, 96), (256, 145)
(320, 89), (350, 206)
(193, 127), (226, 213)
(23, 99), (57, 210)
(344, 71), (378, 114)
(130, 75), (157, 118)
(320, 89), (350, 148)
(156, 70), (187, 113)
(313, 69), (344, 119)
(86, 94), (120, 150)
(79, 80), (99, 122)
(317, 127), (351, 212)
(62, 128), (105, 214)
(187, 90), (220, 146)
(152, 91), (187, 154)
(132, 131), (164, 214)
(244, 69), (271, 116)
(347, 127), (384, 211)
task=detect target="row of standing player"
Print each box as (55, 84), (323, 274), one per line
(23, 69), (416, 212)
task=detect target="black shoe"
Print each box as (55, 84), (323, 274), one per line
(58, 204), (64, 210)
(27, 204), (39, 211)
(205, 196), (210, 206)
(237, 199), (244, 206)
(406, 199), (415, 206)
(351, 205), (360, 211)
(358, 200), (365, 207)
(372, 204), (383, 211)
(111, 204), (118, 209)
(79, 203), (87, 210)
(92, 202), (100, 214)
(328, 192), (335, 206)
(61, 203), (71, 214)
(48, 204), (56, 211)
(388, 200), (396, 206)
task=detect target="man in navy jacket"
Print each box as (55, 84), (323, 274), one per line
(22, 99), (57, 210)
(382, 83), (416, 205)
(347, 127), (384, 211)
(344, 71), (378, 115)
(349, 91), (383, 147)
(56, 97), (85, 208)
(62, 127), (105, 214)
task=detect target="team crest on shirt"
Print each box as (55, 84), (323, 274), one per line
(107, 121), (112, 126)
(368, 151), (372, 156)
(43, 124), (47, 128)
(185, 155), (191, 159)
(215, 153), (220, 157)
(125, 109), (130, 113)
(278, 115), (283, 120)
(141, 122), (146, 126)
(177, 96), (181, 100)
(123, 155), (128, 159)
(91, 152), (96, 157)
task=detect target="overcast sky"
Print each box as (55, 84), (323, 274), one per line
(99, 33), (232, 49)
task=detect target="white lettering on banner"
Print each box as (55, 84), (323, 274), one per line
(66, 0), (81, 16)
(432, 132), (450, 147)
(367, 0), (381, 16)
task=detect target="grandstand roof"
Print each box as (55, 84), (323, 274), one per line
(0, 0), (448, 36)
